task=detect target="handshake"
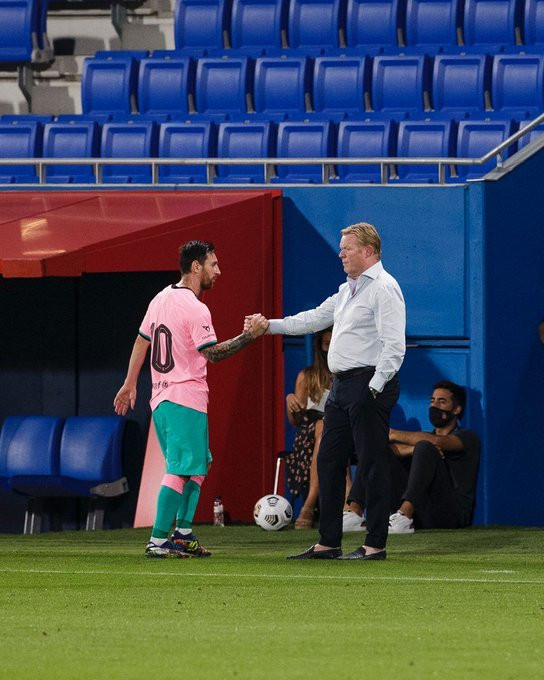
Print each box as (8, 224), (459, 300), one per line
(244, 313), (270, 339)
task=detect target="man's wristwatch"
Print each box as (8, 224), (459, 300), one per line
(369, 387), (379, 399)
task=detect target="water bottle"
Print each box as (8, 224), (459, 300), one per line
(213, 496), (224, 527)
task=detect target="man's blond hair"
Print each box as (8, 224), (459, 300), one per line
(341, 222), (382, 258)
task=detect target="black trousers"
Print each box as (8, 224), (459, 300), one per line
(348, 440), (464, 529)
(317, 369), (400, 549)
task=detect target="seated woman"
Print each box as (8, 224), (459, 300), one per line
(285, 328), (332, 529)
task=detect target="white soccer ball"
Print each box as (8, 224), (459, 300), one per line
(253, 494), (293, 531)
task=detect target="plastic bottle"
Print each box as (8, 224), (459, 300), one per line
(213, 496), (224, 527)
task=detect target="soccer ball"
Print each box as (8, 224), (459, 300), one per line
(253, 494), (293, 531)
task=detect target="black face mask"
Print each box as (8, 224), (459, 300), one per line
(429, 406), (456, 429)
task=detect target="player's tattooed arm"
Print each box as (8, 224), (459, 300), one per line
(200, 314), (269, 363)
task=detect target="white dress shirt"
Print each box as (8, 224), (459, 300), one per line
(268, 261), (406, 392)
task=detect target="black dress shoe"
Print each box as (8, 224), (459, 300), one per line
(338, 546), (386, 561)
(287, 544), (342, 560)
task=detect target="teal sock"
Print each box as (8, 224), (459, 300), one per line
(175, 480), (202, 530)
(152, 485), (183, 538)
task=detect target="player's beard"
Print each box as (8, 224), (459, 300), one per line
(201, 275), (216, 290)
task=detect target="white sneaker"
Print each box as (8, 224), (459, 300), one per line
(342, 511), (367, 532)
(388, 512), (414, 534)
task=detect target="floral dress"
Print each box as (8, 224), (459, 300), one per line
(285, 409), (324, 501)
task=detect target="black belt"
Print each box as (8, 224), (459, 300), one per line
(333, 366), (375, 381)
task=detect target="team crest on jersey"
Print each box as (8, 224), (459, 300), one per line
(202, 325), (210, 331)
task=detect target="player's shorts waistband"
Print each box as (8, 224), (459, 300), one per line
(333, 366), (375, 381)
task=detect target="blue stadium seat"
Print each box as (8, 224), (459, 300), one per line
(345, 0), (401, 50)
(1, 114), (54, 123)
(517, 120), (544, 148)
(455, 119), (515, 180)
(523, 0), (544, 45)
(215, 120), (275, 182)
(6, 416), (65, 496)
(288, 0), (344, 51)
(272, 120), (334, 182)
(174, 0), (228, 54)
(253, 56), (311, 115)
(433, 55), (490, 115)
(404, 0), (461, 50)
(395, 120), (455, 182)
(58, 416), (126, 497)
(81, 54), (140, 115)
(371, 55), (431, 114)
(101, 121), (159, 183)
(42, 121), (100, 183)
(313, 56), (369, 116)
(334, 119), (395, 182)
(231, 0), (288, 51)
(195, 57), (253, 115)
(159, 120), (216, 183)
(463, 0), (521, 50)
(56, 113), (111, 124)
(0, 0), (38, 62)
(138, 54), (195, 115)
(0, 416), (25, 491)
(0, 121), (41, 184)
(491, 54), (544, 118)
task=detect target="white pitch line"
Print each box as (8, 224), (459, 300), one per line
(0, 568), (543, 585)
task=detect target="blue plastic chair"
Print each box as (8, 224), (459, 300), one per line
(371, 55), (431, 115)
(43, 121), (100, 183)
(454, 119), (515, 180)
(395, 119), (455, 182)
(81, 54), (141, 115)
(523, 0), (544, 45)
(0, 0), (38, 62)
(0, 121), (41, 184)
(159, 120), (216, 183)
(138, 53), (195, 115)
(195, 57), (253, 115)
(491, 54), (544, 118)
(174, 0), (228, 54)
(432, 55), (491, 116)
(463, 0), (521, 50)
(254, 56), (311, 115)
(215, 120), (275, 182)
(334, 119), (395, 182)
(345, 0), (402, 50)
(231, 0), (288, 50)
(517, 120), (544, 148)
(101, 121), (159, 183)
(404, 0), (461, 50)
(272, 120), (334, 183)
(0, 416), (25, 490)
(288, 0), (344, 51)
(313, 56), (369, 116)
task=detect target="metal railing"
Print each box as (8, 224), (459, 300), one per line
(2, 111), (544, 186)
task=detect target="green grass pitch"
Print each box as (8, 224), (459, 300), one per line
(1, 526), (542, 680)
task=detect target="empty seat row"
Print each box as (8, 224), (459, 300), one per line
(82, 52), (544, 120)
(173, 0), (544, 55)
(0, 0), (51, 63)
(0, 116), (536, 184)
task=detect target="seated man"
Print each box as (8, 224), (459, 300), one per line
(343, 380), (480, 534)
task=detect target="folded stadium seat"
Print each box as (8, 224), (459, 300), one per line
(463, 0), (522, 51)
(215, 120), (275, 182)
(313, 56), (370, 117)
(195, 57), (254, 116)
(0, 416), (25, 491)
(100, 120), (159, 183)
(253, 56), (311, 117)
(56, 113), (112, 124)
(491, 54), (544, 118)
(404, 0), (461, 52)
(231, 0), (288, 52)
(432, 55), (491, 117)
(271, 119), (334, 182)
(333, 119), (395, 182)
(174, 0), (228, 55)
(371, 55), (432, 116)
(454, 118), (515, 180)
(394, 119), (456, 182)
(158, 120), (216, 183)
(42, 120), (100, 183)
(288, 0), (345, 53)
(81, 52), (146, 115)
(523, 0), (544, 46)
(344, 0), (402, 53)
(516, 120), (544, 148)
(138, 53), (195, 115)
(0, 0), (38, 62)
(0, 121), (42, 183)
(1, 114), (54, 123)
